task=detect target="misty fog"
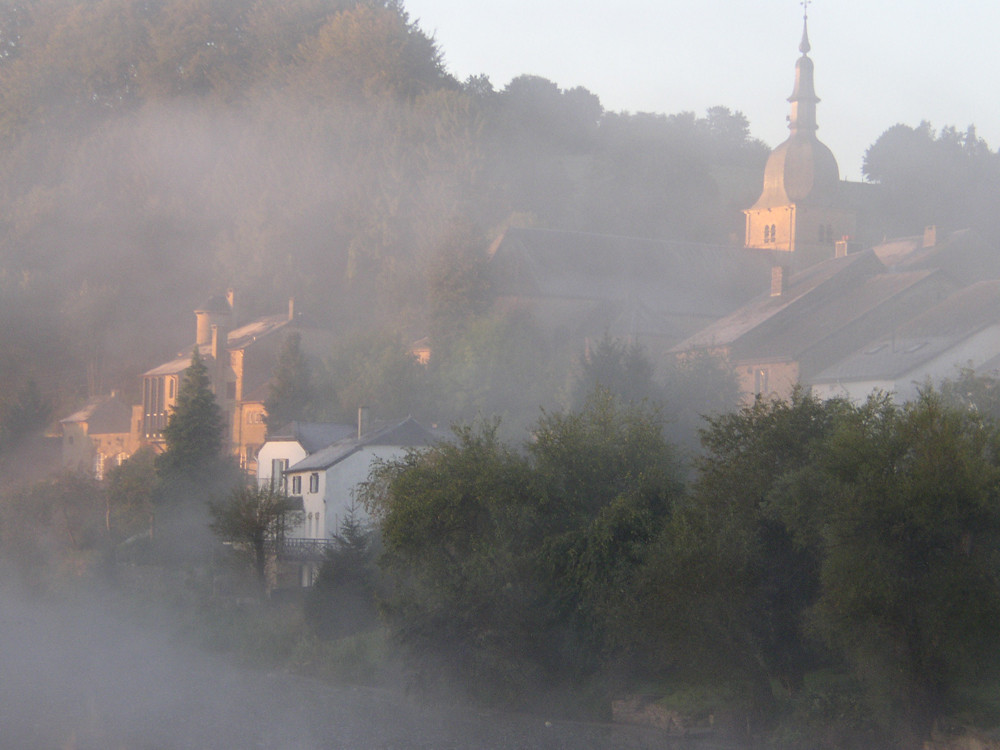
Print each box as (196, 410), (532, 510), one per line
(2, 2), (1000, 749)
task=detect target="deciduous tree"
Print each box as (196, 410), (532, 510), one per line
(210, 482), (303, 596)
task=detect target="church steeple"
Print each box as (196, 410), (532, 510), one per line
(743, 2), (855, 267)
(788, 7), (819, 136)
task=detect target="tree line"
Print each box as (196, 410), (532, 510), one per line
(356, 381), (1000, 748)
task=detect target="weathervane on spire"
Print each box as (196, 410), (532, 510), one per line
(799, 0), (812, 54)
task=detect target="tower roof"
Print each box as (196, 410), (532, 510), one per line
(751, 10), (840, 209)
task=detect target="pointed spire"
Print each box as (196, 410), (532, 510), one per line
(799, 13), (811, 55)
(788, 0), (818, 135)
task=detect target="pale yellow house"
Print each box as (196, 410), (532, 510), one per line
(59, 392), (138, 478)
(62, 292), (333, 477)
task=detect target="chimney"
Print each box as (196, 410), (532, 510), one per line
(357, 406), (370, 439)
(226, 288), (237, 326)
(288, 297), (295, 322)
(770, 264), (788, 297)
(211, 324), (222, 362)
(211, 323), (229, 397)
(923, 225), (937, 248)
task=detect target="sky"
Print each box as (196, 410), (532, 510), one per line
(403, 0), (1000, 181)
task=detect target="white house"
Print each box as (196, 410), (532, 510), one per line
(256, 421), (356, 491)
(257, 415), (438, 586)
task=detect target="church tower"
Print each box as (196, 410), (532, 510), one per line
(744, 8), (855, 268)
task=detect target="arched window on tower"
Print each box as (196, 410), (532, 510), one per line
(770, 224), (777, 243)
(764, 225), (771, 243)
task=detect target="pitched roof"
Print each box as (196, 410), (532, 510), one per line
(267, 422), (356, 454)
(812, 280), (1000, 382)
(874, 228), (998, 285)
(59, 394), (131, 435)
(288, 417), (437, 472)
(488, 227), (773, 338)
(141, 313), (293, 378)
(671, 251), (884, 354)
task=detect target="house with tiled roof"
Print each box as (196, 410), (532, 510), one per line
(132, 291), (336, 473)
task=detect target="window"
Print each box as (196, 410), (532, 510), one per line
(764, 225), (771, 243)
(309, 473), (319, 493)
(291, 475), (301, 494)
(754, 368), (769, 395)
(271, 458), (288, 491)
(168, 378), (175, 399)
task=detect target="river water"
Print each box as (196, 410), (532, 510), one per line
(0, 587), (733, 750)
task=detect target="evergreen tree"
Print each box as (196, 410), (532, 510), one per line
(304, 503), (381, 638)
(158, 349), (225, 480)
(264, 332), (313, 433)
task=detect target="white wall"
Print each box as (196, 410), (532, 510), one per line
(256, 440), (307, 487)
(287, 445), (409, 540)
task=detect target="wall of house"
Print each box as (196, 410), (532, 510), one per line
(291, 446), (409, 541)
(61, 424), (137, 477)
(256, 440), (308, 488)
(897, 325), (1000, 400)
(810, 378), (892, 403)
(736, 359), (800, 403)
(61, 423), (94, 472)
(236, 401), (267, 473)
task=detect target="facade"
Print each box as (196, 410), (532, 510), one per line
(59, 392), (138, 477)
(256, 420), (357, 491)
(137, 292), (300, 472)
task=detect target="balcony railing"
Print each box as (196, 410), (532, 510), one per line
(269, 537), (336, 561)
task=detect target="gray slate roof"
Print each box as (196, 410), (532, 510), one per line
(268, 422), (357, 454)
(488, 227), (773, 341)
(289, 417), (437, 473)
(812, 280), (1000, 382)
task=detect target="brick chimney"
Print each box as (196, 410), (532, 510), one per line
(923, 225), (937, 248)
(357, 406), (370, 439)
(770, 264), (788, 297)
